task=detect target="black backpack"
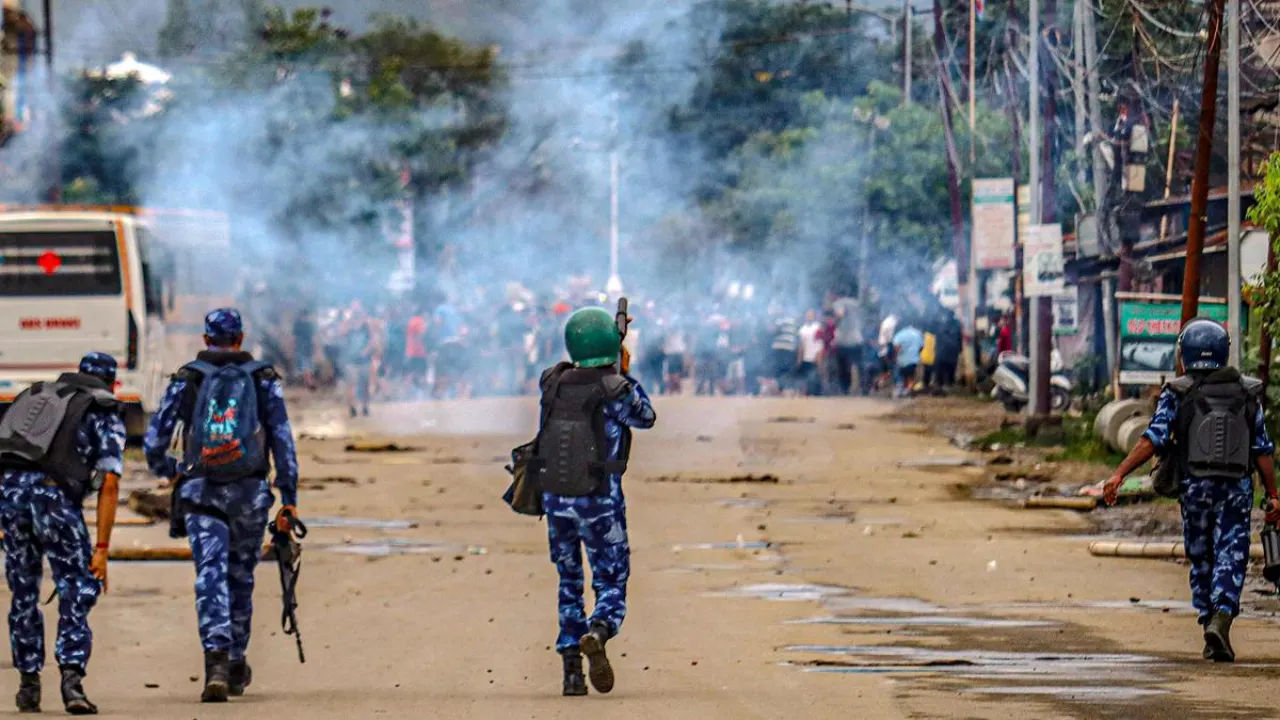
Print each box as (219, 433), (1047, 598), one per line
(533, 363), (632, 497)
(1167, 369), (1263, 481)
(0, 373), (120, 502)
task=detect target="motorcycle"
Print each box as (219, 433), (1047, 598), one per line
(991, 350), (1073, 413)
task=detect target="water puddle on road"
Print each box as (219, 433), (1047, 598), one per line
(897, 457), (980, 468)
(672, 541), (772, 551)
(819, 595), (1195, 617)
(305, 517), (420, 530)
(787, 645), (1167, 700)
(788, 615), (1056, 629)
(714, 498), (771, 509)
(962, 686), (1169, 700)
(706, 583), (851, 601)
(321, 539), (486, 557)
(779, 515), (857, 525)
(822, 597), (943, 614)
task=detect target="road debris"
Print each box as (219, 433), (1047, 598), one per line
(646, 474), (781, 484)
(344, 442), (420, 453)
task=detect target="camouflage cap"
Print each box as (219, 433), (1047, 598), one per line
(79, 352), (118, 384)
(204, 307), (244, 345)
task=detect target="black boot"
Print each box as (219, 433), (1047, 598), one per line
(59, 666), (97, 715)
(15, 672), (39, 713)
(1204, 611), (1236, 663)
(579, 621), (615, 694)
(228, 658), (252, 698)
(1200, 617), (1213, 659)
(201, 651), (230, 703)
(561, 651), (587, 697)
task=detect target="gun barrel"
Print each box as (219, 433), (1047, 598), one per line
(616, 297), (630, 339)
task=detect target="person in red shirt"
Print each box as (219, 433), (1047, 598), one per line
(405, 310), (429, 398)
(996, 313), (1014, 355)
(817, 309), (838, 394)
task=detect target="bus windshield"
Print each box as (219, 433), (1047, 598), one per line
(0, 230), (123, 297)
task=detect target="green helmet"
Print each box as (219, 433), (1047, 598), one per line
(565, 307), (621, 368)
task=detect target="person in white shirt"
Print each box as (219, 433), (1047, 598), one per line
(875, 313), (899, 392)
(797, 309), (823, 396)
(663, 323), (688, 395)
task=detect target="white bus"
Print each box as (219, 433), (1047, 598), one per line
(0, 206), (235, 435)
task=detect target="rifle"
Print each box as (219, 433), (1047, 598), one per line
(615, 297), (630, 342)
(270, 510), (308, 663)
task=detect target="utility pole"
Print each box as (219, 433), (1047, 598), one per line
(903, 0), (912, 105)
(43, 0), (59, 202)
(967, 0), (978, 381)
(935, 0), (970, 382)
(606, 92), (622, 296)
(1032, 0), (1058, 420)
(1261, 237), (1277, 398)
(1227, 0), (1241, 366)
(1071, 0), (1086, 161)
(968, 0), (976, 166)
(1182, 0), (1227, 325)
(1028, 0), (1046, 418)
(1081, 0), (1109, 259)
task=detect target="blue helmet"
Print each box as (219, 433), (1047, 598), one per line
(1177, 317), (1229, 371)
(204, 307), (244, 346)
(78, 352), (118, 385)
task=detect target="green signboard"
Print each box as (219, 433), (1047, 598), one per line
(1118, 295), (1230, 385)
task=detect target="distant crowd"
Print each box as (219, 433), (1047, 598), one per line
(267, 286), (974, 413)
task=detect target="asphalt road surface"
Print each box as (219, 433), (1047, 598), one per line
(15, 396), (1280, 719)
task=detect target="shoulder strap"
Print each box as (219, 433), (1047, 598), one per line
(1166, 375), (1196, 395)
(533, 366), (570, 453)
(240, 360), (272, 377)
(183, 360), (217, 378)
(599, 373), (633, 402)
(590, 376), (628, 475)
(1241, 376), (1265, 397)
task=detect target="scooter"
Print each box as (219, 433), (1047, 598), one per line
(990, 350), (1073, 413)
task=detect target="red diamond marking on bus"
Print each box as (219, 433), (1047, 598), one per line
(37, 251), (62, 275)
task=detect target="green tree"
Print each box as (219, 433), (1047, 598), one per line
(704, 82), (1012, 296)
(673, 0), (897, 184)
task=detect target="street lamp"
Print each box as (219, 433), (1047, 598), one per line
(851, 108), (892, 299)
(570, 92), (625, 296)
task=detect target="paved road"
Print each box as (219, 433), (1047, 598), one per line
(14, 396), (1280, 718)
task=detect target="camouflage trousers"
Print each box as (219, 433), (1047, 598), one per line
(1181, 476), (1253, 623)
(185, 508), (269, 659)
(0, 473), (99, 674)
(544, 492), (630, 652)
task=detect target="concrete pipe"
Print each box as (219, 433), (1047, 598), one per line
(1089, 540), (1265, 561)
(84, 517), (155, 527)
(0, 537), (274, 562)
(1112, 415), (1151, 455)
(1094, 399), (1148, 447)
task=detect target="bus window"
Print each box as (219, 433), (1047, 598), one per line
(0, 230), (123, 296)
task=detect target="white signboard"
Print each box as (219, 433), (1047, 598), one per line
(971, 178), (1016, 270)
(1052, 289), (1079, 336)
(1022, 223), (1065, 297)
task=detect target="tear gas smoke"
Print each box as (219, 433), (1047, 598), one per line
(0, 0), (952, 420)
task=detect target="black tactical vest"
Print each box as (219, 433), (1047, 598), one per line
(0, 373), (121, 501)
(1168, 369), (1262, 480)
(534, 365), (632, 497)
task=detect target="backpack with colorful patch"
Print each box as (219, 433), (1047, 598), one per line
(181, 359), (271, 481)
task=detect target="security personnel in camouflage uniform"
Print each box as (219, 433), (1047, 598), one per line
(1106, 318), (1280, 662)
(0, 352), (126, 715)
(144, 308), (301, 702)
(536, 307), (655, 696)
